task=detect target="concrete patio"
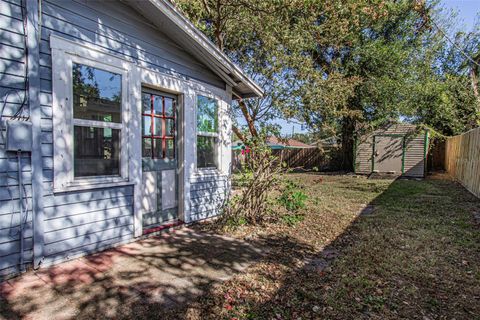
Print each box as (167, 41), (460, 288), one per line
(0, 227), (263, 319)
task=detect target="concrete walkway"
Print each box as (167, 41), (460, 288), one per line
(0, 227), (262, 319)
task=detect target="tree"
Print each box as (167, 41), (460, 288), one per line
(176, 0), (298, 142)
(177, 0), (480, 170)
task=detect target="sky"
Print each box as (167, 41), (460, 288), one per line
(257, 0), (480, 137)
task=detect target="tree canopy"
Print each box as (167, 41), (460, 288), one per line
(176, 0), (480, 168)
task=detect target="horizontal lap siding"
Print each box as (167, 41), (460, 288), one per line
(1, 0), (228, 276)
(404, 136), (425, 177)
(41, 186), (134, 266)
(189, 175), (229, 221)
(356, 136), (372, 174)
(40, 0), (224, 88)
(33, 0), (226, 269)
(0, 0), (32, 277)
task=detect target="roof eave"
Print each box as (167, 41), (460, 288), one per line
(146, 0), (264, 99)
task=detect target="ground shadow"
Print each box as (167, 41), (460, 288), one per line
(1, 174), (479, 319)
(171, 174), (480, 319)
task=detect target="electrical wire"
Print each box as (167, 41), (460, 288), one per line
(429, 17), (480, 68)
(0, 0), (31, 141)
(0, 90), (24, 142)
(12, 0), (30, 121)
(0, 0), (31, 272)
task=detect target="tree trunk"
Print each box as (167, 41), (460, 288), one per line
(341, 116), (356, 171)
(238, 99), (258, 138)
(232, 125), (246, 142)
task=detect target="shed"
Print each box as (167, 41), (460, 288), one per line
(0, 0), (262, 278)
(354, 124), (429, 177)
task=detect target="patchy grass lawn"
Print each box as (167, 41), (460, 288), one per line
(170, 174), (480, 319)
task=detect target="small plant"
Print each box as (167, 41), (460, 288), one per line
(278, 180), (308, 212)
(281, 213), (305, 226)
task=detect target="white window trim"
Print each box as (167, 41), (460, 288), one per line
(51, 37), (131, 192)
(195, 93), (222, 173)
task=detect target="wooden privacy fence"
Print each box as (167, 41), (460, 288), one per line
(271, 148), (327, 169)
(445, 127), (480, 198)
(232, 147), (339, 172)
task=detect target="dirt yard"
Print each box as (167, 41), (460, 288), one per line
(2, 174), (478, 319)
(171, 173), (480, 319)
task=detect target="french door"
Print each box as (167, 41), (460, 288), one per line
(141, 88), (178, 229)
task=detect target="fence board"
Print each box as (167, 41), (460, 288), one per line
(445, 127), (480, 198)
(232, 147), (339, 172)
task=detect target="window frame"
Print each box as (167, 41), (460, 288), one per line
(52, 45), (130, 192)
(141, 89), (177, 160)
(195, 94), (220, 171)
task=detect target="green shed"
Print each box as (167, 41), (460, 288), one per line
(354, 124), (429, 178)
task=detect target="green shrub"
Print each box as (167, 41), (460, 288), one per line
(278, 180), (308, 212)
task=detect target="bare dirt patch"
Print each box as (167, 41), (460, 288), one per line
(168, 174), (480, 319)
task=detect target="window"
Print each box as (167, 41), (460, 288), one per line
(72, 63), (123, 177)
(51, 37), (130, 192)
(196, 95), (218, 169)
(141, 92), (176, 159)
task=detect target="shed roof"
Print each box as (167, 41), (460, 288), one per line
(125, 0), (264, 99)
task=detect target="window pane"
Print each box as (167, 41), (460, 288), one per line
(197, 135), (218, 168)
(142, 93), (151, 113)
(153, 139), (163, 158)
(73, 63), (122, 123)
(154, 118), (162, 136)
(142, 138), (152, 158)
(165, 119), (175, 136)
(197, 96), (218, 133)
(166, 139), (174, 159)
(142, 116), (152, 136)
(164, 98), (174, 117)
(74, 126), (120, 177)
(153, 95), (163, 115)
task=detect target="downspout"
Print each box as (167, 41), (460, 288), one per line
(423, 129), (429, 177)
(17, 152), (26, 272)
(371, 135), (376, 173)
(26, 0), (45, 269)
(352, 134), (357, 173)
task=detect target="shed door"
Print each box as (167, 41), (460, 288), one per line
(374, 136), (403, 173)
(141, 89), (178, 230)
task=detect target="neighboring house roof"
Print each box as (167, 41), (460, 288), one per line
(125, 0), (263, 99)
(266, 136), (313, 149)
(231, 137), (313, 149)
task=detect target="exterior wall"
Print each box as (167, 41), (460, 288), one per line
(0, 0), (34, 277)
(39, 0), (224, 88)
(0, 0), (231, 277)
(403, 133), (426, 177)
(188, 174), (229, 221)
(355, 124), (427, 178)
(355, 136), (373, 174)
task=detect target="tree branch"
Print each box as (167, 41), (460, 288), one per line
(232, 125), (246, 142)
(238, 98), (258, 137)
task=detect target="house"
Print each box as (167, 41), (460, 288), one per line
(0, 0), (262, 278)
(354, 123), (429, 177)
